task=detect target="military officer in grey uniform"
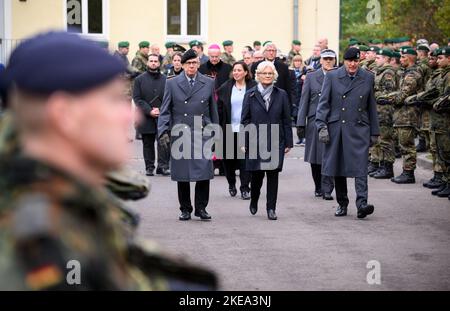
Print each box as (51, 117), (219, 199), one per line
(316, 48), (380, 219)
(158, 49), (219, 221)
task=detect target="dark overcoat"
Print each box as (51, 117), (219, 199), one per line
(158, 73), (219, 182)
(315, 66), (380, 177)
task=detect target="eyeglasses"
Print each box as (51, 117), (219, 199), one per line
(265, 49), (277, 52)
(258, 72), (274, 76)
(185, 61), (199, 65)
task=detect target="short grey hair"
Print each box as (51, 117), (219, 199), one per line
(255, 61), (278, 83)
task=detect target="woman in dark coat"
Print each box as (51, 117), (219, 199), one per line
(241, 61), (293, 220)
(217, 61), (256, 200)
(297, 49), (337, 199)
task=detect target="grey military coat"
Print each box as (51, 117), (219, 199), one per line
(158, 73), (219, 182)
(297, 69), (326, 164)
(315, 66), (380, 177)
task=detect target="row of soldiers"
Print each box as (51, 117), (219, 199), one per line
(358, 39), (450, 200)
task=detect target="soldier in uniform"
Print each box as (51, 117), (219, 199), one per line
(316, 48), (380, 219)
(0, 32), (217, 291)
(361, 46), (379, 71)
(416, 44), (433, 153)
(287, 40), (302, 66)
(131, 41), (150, 75)
(158, 49), (220, 221)
(430, 47), (450, 198)
(161, 41), (176, 72)
(380, 48), (424, 184)
(369, 49), (398, 179)
(221, 40), (236, 66)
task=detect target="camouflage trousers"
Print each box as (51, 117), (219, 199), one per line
(396, 126), (417, 171)
(435, 131), (450, 182)
(418, 109), (431, 147)
(370, 125), (395, 163)
(428, 130), (444, 174)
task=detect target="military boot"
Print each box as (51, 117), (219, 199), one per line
(432, 183), (446, 196)
(423, 172), (445, 189)
(415, 138), (427, 152)
(367, 161), (379, 175)
(369, 161), (383, 177)
(436, 183), (450, 198)
(391, 170), (415, 184)
(373, 162), (394, 179)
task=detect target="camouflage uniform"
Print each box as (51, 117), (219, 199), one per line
(371, 64), (398, 165)
(417, 58), (433, 149)
(287, 49), (301, 66)
(220, 52), (236, 66)
(0, 113), (217, 291)
(384, 64), (423, 171)
(131, 51), (149, 75)
(361, 59), (377, 72)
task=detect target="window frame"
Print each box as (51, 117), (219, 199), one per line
(63, 0), (109, 41)
(164, 0), (208, 43)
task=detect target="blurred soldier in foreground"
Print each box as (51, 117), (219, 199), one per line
(0, 31), (217, 290)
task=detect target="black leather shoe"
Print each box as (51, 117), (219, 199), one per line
(249, 201), (258, 215)
(323, 193), (334, 200)
(146, 169), (154, 176)
(156, 168), (171, 176)
(179, 211), (191, 221)
(357, 204), (374, 219)
(315, 190), (323, 197)
(194, 210), (212, 220)
(335, 205), (347, 217)
(437, 184), (450, 198)
(229, 186), (237, 197)
(267, 209), (277, 220)
(241, 191), (251, 200)
(432, 184), (446, 196)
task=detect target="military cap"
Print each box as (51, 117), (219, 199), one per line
(369, 46), (380, 52)
(384, 38), (393, 44)
(348, 39), (359, 46)
(173, 44), (187, 53)
(371, 39), (382, 44)
(118, 41), (129, 48)
(263, 41), (273, 47)
(416, 39), (429, 46)
(400, 47), (417, 56)
(292, 40), (301, 45)
(2, 31), (126, 95)
(399, 36), (411, 42)
(417, 44), (430, 52)
(400, 45), (413, 50)
(139, 41), (150, 48)
(437, 47), (450, 56)
(343, 47), (360, 60)
(189, 40), (202, 48)
(358, 45), (369, 52)
(431, 49), (440, 57)
(165, 41), (175, 49)
(222, 40), (233, 47)
(181, 49), (198, 64)
(377, 49), (393, 57)
(253, 41), (261, 46)
(320, 49), (337, 58)
(392, 51), (401, 59)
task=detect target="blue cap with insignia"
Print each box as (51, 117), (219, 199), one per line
(2, 31), (126, 95)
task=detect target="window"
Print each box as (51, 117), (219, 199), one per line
(65, 0), (108, 39)
(166, 0), (207, 42)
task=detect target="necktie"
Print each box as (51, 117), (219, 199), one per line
(350, 76), (355, 81)
(189, 79), (195, 88)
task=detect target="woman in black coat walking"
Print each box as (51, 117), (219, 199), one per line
(241, 61), (293, 220)
(217, 61), (256, 200)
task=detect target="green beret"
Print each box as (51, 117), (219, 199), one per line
(223, 40), (233, 47)
(392, 51), (401, 59)
(292, 40), (301, 45)
(253, 41), (261, 46)
(401, 47), (417, 56)
(165, 42), (175, 49)
(400, 45), (413, 50)
(369, 46), (380, 52)
(263, 41), (272, 47)
(139, 41), (150, 48)
(377, 49), (393, 57)
(399, 36), (411, 42)
(189, 40), (201, 48)
(118, 41), (129, 48)
(437, 47), (450, 56)
(358, 45), (369, 52)
(371, 39), (382, 44)
(431, 49), (440, 57)
(384, 38), (393, 44)
(417, 45), (430, 52)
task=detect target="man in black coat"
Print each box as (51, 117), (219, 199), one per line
(251, 42), (294, 108)
(315, 48), (380, 219)
(199, 44), (232, 90)
(133, 54), (170, 176)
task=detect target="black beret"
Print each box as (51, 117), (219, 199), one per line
(181, 49), (198, 64)
(2, 31), (126, 95)
(344, 47), (361, 60)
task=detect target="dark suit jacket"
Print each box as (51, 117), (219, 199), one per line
(133, 71), (166, 134)
(315, 66), (380, 177)
(199, 60), (232, 90)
